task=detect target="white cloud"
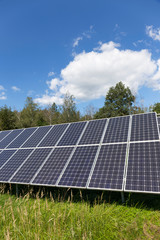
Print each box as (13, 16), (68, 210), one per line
(48, 71), (55, 77)
(34, 41), (160, 105)
(11, 86), (21, 92)
(146, 25), (160, 41)
(0, 91), (7, 100)
(73, 37), (83, 48)
(0, 85), (5, 91)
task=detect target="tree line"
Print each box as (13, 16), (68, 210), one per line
(0, 82), (159, 130)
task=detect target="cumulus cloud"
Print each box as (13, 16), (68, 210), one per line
(146, 25), (160, 41)
(48, 72), (55, 77)
(11, 86), (21, 92)
(34, 41), (160, 105)
(0, 85), (7, 100)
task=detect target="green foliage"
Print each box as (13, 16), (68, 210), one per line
(43, 103), (61, 125)
(60, 93), (80, 123)
(0, 105), (16, 130)
(152, 103), (160, 114)
(95, 82), (135, 118)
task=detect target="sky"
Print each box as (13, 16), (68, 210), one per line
(1, 0), (160, 114)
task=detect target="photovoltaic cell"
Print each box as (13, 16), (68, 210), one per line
(158, 117), (160, 125)
(0, 130), (11, 142)
(58, 122), (87, 146)
(89, 144), (127, 190)
(125, 142), (160, 193)
(103, 116), (130, 143)
(78, 119), (107, 145)
(0, 129), (23, 149)
(130, 113), (159, 141)
(10, 148), (52, 184)
(0, 149), (33, 182)
(0, 149), (16, 168)
(22, 126), (52, 148)
(38, 124), (68, 147)
(7, 127), (37, 149)
(58, 146), (98, 187)
(32, 147), (74, 185)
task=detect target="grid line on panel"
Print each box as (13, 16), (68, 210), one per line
(155, 113), (160, 140)
(0, 129), (24, 149)
(88, 144), (127, 190)
(78, 119), (107, 145)
(130, 112), (159, 141)
(56, 121), (89, 186)
(0, 130), (12, 142)
(86, 119), (109, 188)
(125, 142), (160, 193)
(0, 149), (17, 168)
(9, 148), (52, 184)
(103, 116), (130, 143)
(6, 127), (37, 149)
(0, 149), (34, 182)
(21, 126), (52, 148)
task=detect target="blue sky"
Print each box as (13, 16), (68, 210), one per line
(1, 0), (160, 113)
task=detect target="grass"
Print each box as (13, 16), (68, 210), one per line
(0, 185), (160, 239)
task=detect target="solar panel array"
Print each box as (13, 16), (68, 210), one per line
(0, 112), (159, 195)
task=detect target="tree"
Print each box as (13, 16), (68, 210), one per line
(20, 97), (39, 128)
(0, 105), (16, 130)
(43, 103), (60, 125)
(151, 103), (160, 114)
(94, 82), (135, 118)
(60, 93), (80, 123)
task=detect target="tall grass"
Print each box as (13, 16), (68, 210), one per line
(0, 184), (160, 239)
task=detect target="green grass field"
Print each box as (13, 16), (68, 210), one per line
(0, 185), (160, 239)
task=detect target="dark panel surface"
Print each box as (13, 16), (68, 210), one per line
(32, 147), (74, 185)
(130, 113), (159, 141)
(125, 142), (160, 192)
(0, 129), (23, 149)
(58, 122), (87, 146)
(79, 119), (107, 145)
(10, 148), (52, 183)
(89, 144), (127, 190)
(158, 117), (160, 125)
(7, 127), (37, 149)
(0, 149), (33, 182)
(0, 130), (11, 142)
(0, 149), (16, 168)
(58, 146), (98, 187)
(22, 126), (52, 148)
(38, 124), (68, 147)
(103, 116), (130, 143)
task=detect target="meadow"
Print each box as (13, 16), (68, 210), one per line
(0, 184), (160, 239)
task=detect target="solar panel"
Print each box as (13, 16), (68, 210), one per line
(10, 148), (52, 184)
(32, 147), (74, 186)
(0, 129), (23, 149)
(0, 149), (16, 168)
(125, 142), (160, 193)
(58, 146), (98, 188)
(130, 113), (159, 141)
(7, 127), (37, 149)
(103, 116), (130, 143)
(157, 117), (160, 125)
(38, 124), (68, 147)
(21, 126), (52, 148)
(58, 122), (87, 146)
(0, 149), (33, 182)
(0, 130), (11, 142)
(88, 144), (127, 190)
(78, 119), (107, 145)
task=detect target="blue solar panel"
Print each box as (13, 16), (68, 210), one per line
(58, 146), (98, 187)
(22, 126), (52, 148)
(103, 116), (130, 143)
(7, 127), (37, 149)
(0, 149), (33, 182)
(158, 117), (160, 125)
(58, 122), (87, 146)
(130, 113), (159, 141)
(38, 124), (68, 147)
(88, 144), (127, 190)
(125, 142), (160, 193)
(32, 147), (74, 186)
(0, 130), (11, 142)
(10, 148), (52, 184)
(78, 119), (107, 145)
(0, 129), (23, 149)
(0, 149), (16, 168)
